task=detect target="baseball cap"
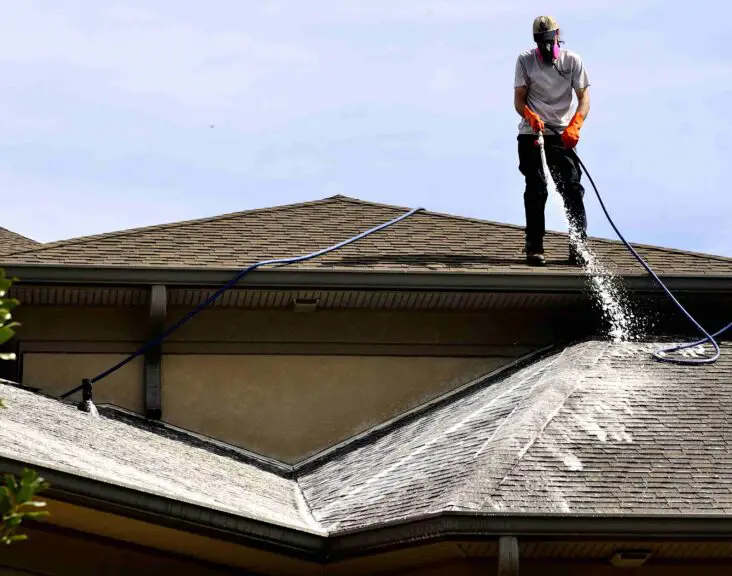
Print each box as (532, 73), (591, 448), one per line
(533, 16), (559, 41)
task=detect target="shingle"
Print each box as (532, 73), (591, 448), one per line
(0, 384), (323, 534)
(0, 227), (39, 255)
(2, 340), (731, 537)
(298, 341), (732, 531)
(1, 195), (730, 275)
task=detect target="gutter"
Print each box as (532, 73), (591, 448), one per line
(0, 456), (325, 562)
(3, 264), (732, 294)
(4, 456), (732, 564)
(327, 512), (732, 560)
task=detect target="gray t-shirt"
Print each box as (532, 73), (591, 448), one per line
(514, 48), (590, 135)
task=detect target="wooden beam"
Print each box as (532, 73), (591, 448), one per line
(498, 536), (519, 576)
(144, 284), (166, 420)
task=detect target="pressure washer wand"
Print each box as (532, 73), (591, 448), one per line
(536, 130), (547, 166)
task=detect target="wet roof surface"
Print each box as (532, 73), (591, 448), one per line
(2, 340), (731, 534)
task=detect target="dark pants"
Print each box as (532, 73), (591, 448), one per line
(517, 134), (587, 254)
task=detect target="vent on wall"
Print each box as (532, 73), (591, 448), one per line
(291, 297), (319, 312)
(610, 550), (652, 568)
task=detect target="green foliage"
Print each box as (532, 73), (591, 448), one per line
(1, 468), (49, 545)
(0, 268), (19, 361)
(0, 269), (49, 543)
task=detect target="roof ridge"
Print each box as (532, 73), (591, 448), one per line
(5, 194), (730, 265)
(0, 227), (38, 243)
(429, 350), (569, 513)
(478, 342), (609, 510)
(7, 195), (346, 257)
(333, 197), (732, 261)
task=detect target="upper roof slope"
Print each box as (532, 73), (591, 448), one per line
(0, 227), (39, 255)
(2, 196), (730, 275)
(1, 339), (731, 536)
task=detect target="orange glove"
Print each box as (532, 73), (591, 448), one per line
(523, 105), (544, 133)
(561, 111), (584, 148)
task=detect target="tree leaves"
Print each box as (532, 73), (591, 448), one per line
(0, 270), (49, 544)
(0, 469), (49, 545)
(0, 269), (19, 349)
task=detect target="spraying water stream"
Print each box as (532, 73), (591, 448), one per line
(537, 133), (642, 342)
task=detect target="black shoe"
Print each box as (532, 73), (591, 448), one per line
(526, 251), (546, 266)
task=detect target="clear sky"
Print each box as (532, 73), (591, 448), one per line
(2, 1), (731, 256)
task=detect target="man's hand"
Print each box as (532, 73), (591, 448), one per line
(562, 87), (590, 148)
(522, 105), (545, 133)
(562, 111), (584, 148)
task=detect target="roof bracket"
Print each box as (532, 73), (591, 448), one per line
(498, 536), (519, 576)
(144, 284), (166, 420)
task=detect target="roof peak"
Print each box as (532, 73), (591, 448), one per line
(3, 194), (730, 272)
(0, 226), (40, 255)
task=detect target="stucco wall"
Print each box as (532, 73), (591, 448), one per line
(161, 354), (504, 462)
(13, 306), (147, 341)
(21, 353), (144, 413)
(13, 306), (561, 461)
(163, 308), (556, 348)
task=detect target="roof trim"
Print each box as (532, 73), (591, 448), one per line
(4, 264), (732, 294)
(95, 404), (296, 477)
(328, 512), (732, 560)
(6, 455), (732, 563)
(0, 456), (324, 561)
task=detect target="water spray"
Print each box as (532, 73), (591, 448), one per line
(538, 128), (730, 365)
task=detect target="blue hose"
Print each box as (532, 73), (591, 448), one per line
(60, 206), (424, 399)
(543, 127), (730, 364)
(58, 137), (727, 402)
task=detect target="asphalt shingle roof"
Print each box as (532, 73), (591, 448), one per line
(0, 227), (39, 255)
(1, 340), (731, 536)
(2, 196), (730, 275)
(300, 341), (732, 531)
(0, 384), (323, 534)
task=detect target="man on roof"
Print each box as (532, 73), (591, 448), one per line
(514, 15), (591, 266)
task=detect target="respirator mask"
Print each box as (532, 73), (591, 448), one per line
(534, 29), (560, 64)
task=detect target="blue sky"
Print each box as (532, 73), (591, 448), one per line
(2, 0), (731, 256)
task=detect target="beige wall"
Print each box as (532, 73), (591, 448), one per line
(14, 306), (559, 462)
(21, 353), (144, 413)
(13, 306), (147, 341)
(164, 308), (556, 347)
(162, 354), (505, 462)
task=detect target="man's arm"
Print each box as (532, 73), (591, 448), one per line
(514, 86), (528, 118)
(575, 87), (590, 119)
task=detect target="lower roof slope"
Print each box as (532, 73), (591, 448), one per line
(1, 339), (731, 540)
(0, 384), (323, 535)
(300, 340), (732, 532)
